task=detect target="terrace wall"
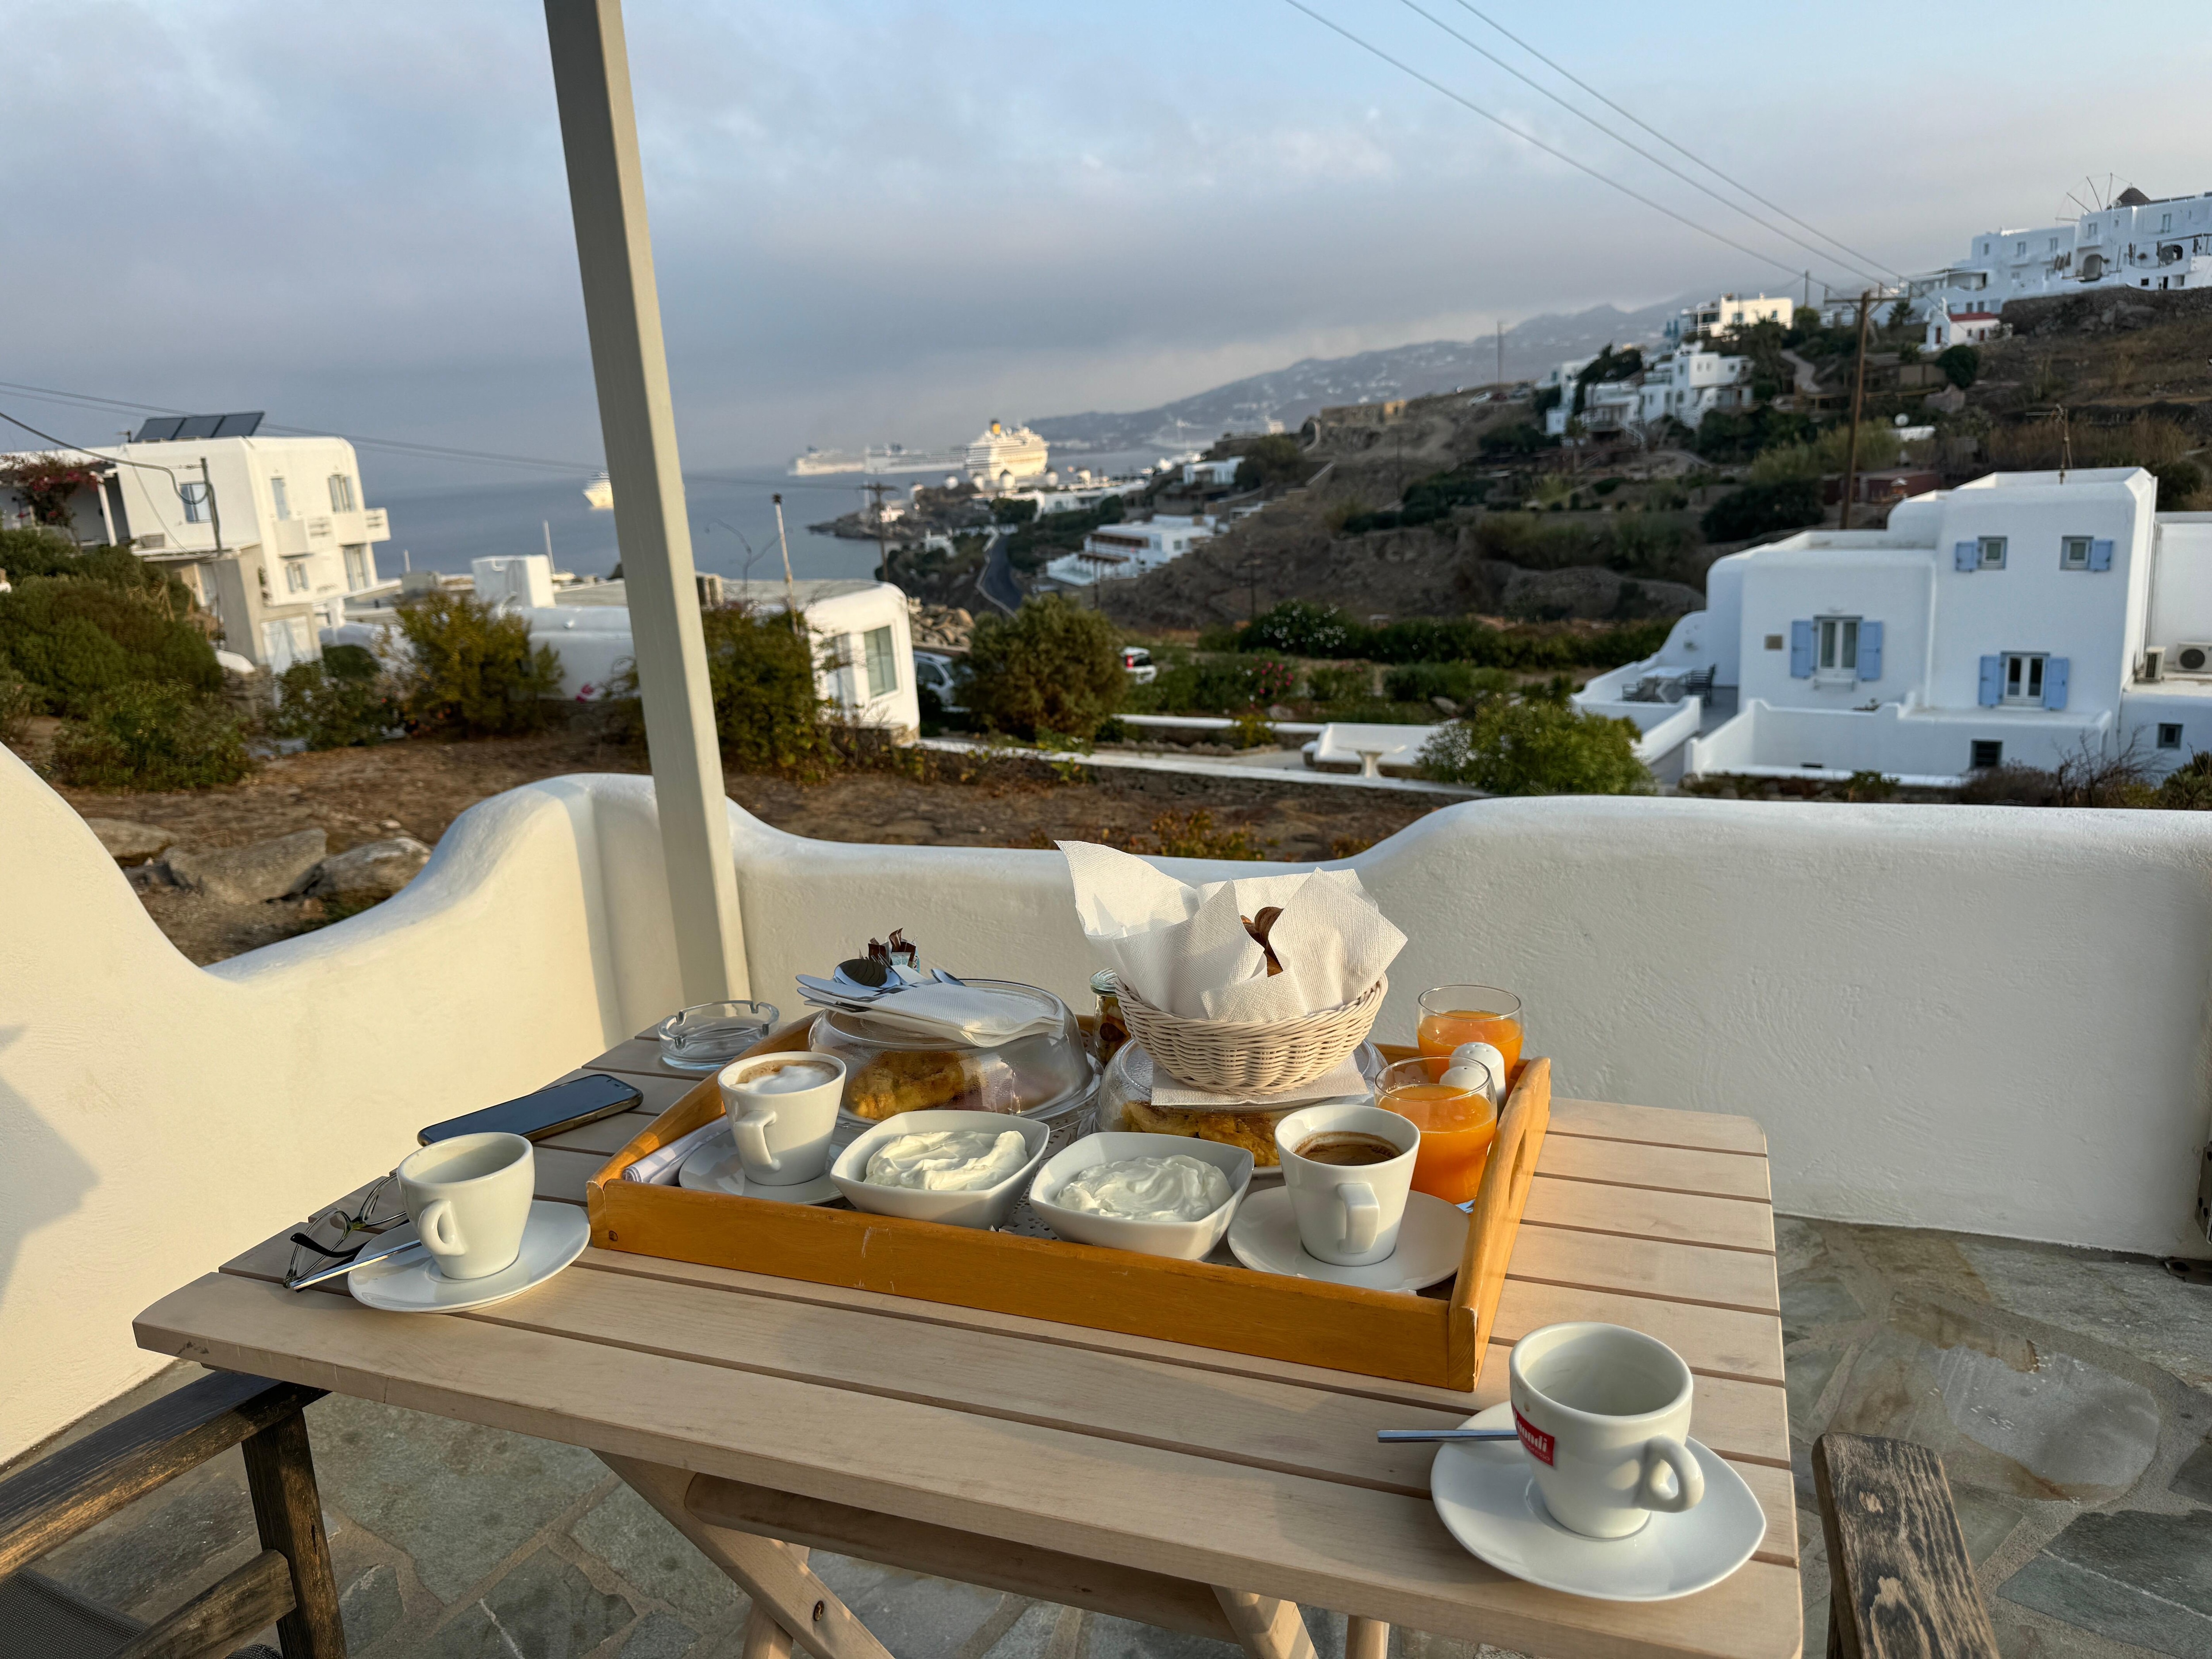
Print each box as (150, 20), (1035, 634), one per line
(4, 755), (2210, 1461)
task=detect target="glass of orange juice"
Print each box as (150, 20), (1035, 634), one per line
(1416, 985), (1524, 1082)
(1379, 1056), (1498, 1204)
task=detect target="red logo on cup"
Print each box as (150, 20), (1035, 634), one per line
(1514, 1408), (1555, 1466)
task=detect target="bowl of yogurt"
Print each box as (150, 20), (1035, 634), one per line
(1027, 1133), (1253, 1260)
(830, 1110), (1054, 1229)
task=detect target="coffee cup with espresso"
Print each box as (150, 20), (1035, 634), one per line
(1273, 1103), (1419, 1266)
(1507, 1321), (1706, 1538)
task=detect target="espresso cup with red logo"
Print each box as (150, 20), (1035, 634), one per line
(1506, 1321), (1705, 1539)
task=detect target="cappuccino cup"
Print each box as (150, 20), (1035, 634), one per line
(1508, 1322), (1706, 1538)
(1275, 1103), (1419, 1266)
(718, 1052), (846, 1186)
(397, 1133), (535, 1281)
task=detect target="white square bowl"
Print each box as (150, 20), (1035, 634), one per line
(1027, 1132), (1254, 1259)
(830, 1110), (1053, 1229)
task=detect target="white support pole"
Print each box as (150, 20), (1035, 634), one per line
(544, 0), (748, 1001)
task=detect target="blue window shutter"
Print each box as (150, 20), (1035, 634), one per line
(1978, 655), (2002, 706)
(2090, 538), (2114, 571)
(1858, 621), (1883, 682)
(1790, 620), (1814, 678)
(1955, 541), (1978, 572)
(2043, 657), (2070, 710)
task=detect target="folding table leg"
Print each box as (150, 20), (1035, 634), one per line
(1210, 1587), (1320, 1659)
(599, 1455), (893, 1659)
(1344, 1615), (1390, 1659)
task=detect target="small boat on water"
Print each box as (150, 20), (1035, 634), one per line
(584, 471), (613, 510)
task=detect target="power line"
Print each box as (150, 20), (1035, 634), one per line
(1279, 0), (1813, 285)
(1444, 0), (1902, 282)
(1394, 0), (1888, 288)
(0, 378), (883, 494)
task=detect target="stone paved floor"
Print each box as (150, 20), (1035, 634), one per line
(12, 1221), (2210, 1659)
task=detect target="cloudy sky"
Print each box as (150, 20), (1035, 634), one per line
(5, 1), (2208, 486)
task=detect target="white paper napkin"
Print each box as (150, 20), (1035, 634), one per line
(1149, 1053), (1373, 1111)
(1060, 842), (1404, 1022)
(622, 1119), (728, 1184)
(817, 982), (1062, 1047)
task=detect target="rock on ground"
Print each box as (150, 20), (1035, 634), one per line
(303, 837), (432, 902)
(83, 819), (177, 864)
(165, 829), (328, 904)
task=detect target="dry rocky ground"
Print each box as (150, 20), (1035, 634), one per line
(9, 719), (1446, 964)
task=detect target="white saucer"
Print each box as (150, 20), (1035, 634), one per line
(1429, 1404), (1766, 1601)
(679, 1137), (843, 1205)
(349, 1202), (589, 1314)
(1225, 1187), (1467, 1292)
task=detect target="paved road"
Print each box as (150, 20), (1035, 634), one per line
(978, 531), (1022, 614)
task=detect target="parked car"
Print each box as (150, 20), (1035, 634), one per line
(1121, 645), (1157, 684)
(913, 649), (965, 711)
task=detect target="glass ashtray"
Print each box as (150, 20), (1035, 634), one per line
(655, 1000), (781, 1072)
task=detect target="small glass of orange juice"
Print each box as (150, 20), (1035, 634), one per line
(1379, 1056), (1498, 1205)
(1416, 985), (1525, 1082)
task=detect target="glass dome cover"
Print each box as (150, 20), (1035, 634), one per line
(808, 979), (1098, 1131)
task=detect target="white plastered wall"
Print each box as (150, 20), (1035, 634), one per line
(5, 757), (2212, 1463)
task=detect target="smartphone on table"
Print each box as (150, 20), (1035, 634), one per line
(417, 1072), (644, 1145)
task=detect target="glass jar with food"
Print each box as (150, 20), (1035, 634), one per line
(1090, 969), (1130, 1064)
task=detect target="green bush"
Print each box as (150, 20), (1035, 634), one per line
(1381, 661), (1511, 705)
(0, 670), (37, 745)
(1700, 479), (1824, 544)
(1934, 344), (1980, 389)
(1339, 464), (1491, 535)
(0, 529), (189, 599)
(1233, 602), (1669, 674)
(1417, 698), (1650, 795)
(1133, 654), (1299, 715)
(271, 658), (401, 750)
(957, 595), (1125, 740)
(991, 497), (1038, 525)
(2152, 460), (2206, 511)
(1693, 405), (1819, 464)
(610, 605), (836, 773)
(1003, 499), (1125, 575)
(1233, 435), (1309, 490)
(1471, 512), (1701, 583)
(1306, 664), (1374, 703)
(51, 681), (254, 790)
(0, 575), (224, 715)
(395, 592), (565, 736)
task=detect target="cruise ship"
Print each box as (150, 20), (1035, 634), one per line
(583, 471), (613, 509)
(789, 444), (960, 478)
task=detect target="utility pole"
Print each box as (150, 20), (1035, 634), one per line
(1495, 319), (1504, 392)
(1839, 291), (1874, 530)
(545, 0), (746, 1003)
(772, 492), (799, 627)
(1802, 270), (1810, 314)
(860, 480), (895, 585)
(197, 458), (224, 554)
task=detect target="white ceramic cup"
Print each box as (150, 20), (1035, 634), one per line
(397, 1133), (535, 1281)
(1274, 1102), (1419, 1267)
(1507, 1321), (1706, 1539)
(718, 1052), (847, 1187)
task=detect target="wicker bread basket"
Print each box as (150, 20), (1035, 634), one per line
(1113, 974), (1387, 1094)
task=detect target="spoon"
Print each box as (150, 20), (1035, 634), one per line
(1375, 1429), (1520, 1443)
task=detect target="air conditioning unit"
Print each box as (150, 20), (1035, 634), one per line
(2144, 646), (2164, 681)
(2170, 642), (2212, 676)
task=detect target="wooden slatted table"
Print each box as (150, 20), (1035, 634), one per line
(135, 1041), (1799, 1659)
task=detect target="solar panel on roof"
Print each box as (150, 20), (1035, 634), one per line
(129, 412), (266, 443)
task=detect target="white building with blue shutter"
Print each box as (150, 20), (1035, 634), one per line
(1577, 467), (2212, 784)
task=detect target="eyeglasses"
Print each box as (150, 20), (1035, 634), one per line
(283, 1175), (405, 1290)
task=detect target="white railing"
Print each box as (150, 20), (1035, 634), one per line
(6, 754), (2211, 1459)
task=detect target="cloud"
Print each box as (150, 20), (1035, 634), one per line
(4, 0), (2208, 483)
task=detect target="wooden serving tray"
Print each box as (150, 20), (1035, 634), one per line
(587, 1024), (1550, 1390)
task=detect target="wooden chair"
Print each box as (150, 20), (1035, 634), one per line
(1812, 1433), (1999, 1659)
(0, 1372), (345, 1658)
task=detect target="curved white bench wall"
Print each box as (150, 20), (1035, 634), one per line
(4, 752), (2208, 1462)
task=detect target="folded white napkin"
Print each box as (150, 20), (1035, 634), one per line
(1060, 843), (1405, 1023)
(1149, 1052), (1372, 1111)
(622, 1119), (728, 1184)
(817, 982), (1061, 1047)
